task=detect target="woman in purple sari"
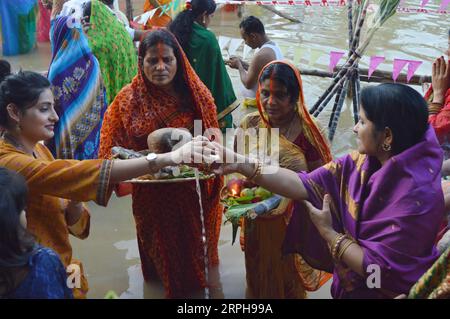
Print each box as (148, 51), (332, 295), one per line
(204, 83), (446, 298)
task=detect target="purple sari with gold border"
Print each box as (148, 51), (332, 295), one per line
(283, 126), (445, 298)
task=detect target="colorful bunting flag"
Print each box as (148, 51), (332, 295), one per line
(420, 0), (430, 8)
(392, 59), (409, 81)
(293, 47), (304, 65)
(242, 45), (253, 59)
(368, 56), (385, 78)
(279, 45), (290, 58)
(406, 60), (423, 82)
(228, 38), (244, 56)
(218, 36), (231, 51)
(328, 51), (345, 72)
(309, 48), (322, 67)
(440, 0), (450, 11)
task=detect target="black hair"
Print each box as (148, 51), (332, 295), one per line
(0, 167), (35, 298)
(168, 0), (216, 50)
(82, 1), (92, 23)
(0, 60), (11, 82)
(239, 16), (265, 36)
(0, 71), (51, 129)
(360, 83), (428, 155)
(259, 63), (300, 105)
(100, 0), (114, 6)
(138, 29), (192, 112)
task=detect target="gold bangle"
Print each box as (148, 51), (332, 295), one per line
(329, 233), (343, 251)
(337, 239), (355, 261)
(428, 102), (443, 115)
(247, 159), (262, 181)
(331, 234), (347, 260)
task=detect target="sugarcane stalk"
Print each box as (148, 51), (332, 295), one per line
(329, 0), (354, 130)
(352, 0), (363, 31)
(310, 0), (400, 116)
(328, 79), (348, 129)
(349, 0), (362, 125)
(348, 0), (354, 49)
(313, 75), (348, 117)
(310, 0), (369, 115)
(350, 0), (369, 53)
(329, 79), (350, 141)
(310, 19), (387, 115)
(351, 72), (359, 124)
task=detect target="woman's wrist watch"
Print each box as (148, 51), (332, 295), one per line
(146, 152), (158, 170)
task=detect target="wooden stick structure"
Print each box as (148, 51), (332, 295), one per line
(299, 67), (431, 86)
(308, 0), (402, 143)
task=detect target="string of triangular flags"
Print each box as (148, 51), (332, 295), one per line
(219, 36), (425, 82)
(134, 0), (449, 24)
(212, 0), (450, 14)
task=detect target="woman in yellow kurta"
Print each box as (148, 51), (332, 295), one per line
(0, 70), (203, 298)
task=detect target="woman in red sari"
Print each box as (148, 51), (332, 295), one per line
(426, 29), (450, 159)
(98, 29), (223, 298)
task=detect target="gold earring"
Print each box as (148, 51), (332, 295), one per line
(382, 143), (391, 152)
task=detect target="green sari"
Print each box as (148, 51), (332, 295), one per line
(185, 23), (237, 131)
(87, 0), (137, 104)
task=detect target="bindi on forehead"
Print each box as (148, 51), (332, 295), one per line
(157, 42), (165, 58)
(147, 44), (173, 58)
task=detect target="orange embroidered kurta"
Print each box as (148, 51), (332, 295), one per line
(0, 140), (113, 298)
(98, 31), (223, 298)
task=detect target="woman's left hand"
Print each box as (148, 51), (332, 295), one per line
(304, 194), (334, 238)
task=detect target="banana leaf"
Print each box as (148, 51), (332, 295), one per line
(224, 203), (257, 245)
(224, 195), (282, 244)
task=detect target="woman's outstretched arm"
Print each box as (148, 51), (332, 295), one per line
(205, 141), (309, 201)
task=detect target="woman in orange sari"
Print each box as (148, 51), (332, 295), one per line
(98, 29), (223, 298)
(0, 70), (203, 298)
(235, 61), (332, 298)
